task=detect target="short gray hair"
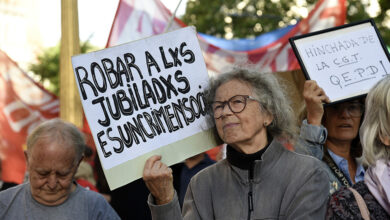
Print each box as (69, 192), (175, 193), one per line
(360, 76), (390, 166)
(205, 68), (297, 142)
(26, 118), (86, 164)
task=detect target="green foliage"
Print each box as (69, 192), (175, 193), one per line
(29, 45), (60, 95)
(182, 0), (316, 38)
(346, 0), (390, 45)
(376, 0), (390, 46)
(28, 41), (97, 96)
(181, 0), (390, 45)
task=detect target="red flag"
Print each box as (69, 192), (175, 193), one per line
(106, 0), (185, 48)
(106, 0), (346, 74)
(0, 50), (59, 184)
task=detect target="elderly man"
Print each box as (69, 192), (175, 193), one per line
(0, 119), (120, 219)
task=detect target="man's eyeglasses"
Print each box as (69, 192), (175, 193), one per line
(212, 95), (259, 119)
(325, 102), (364, 118)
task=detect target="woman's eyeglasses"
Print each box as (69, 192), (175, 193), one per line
(212, 95), (259, 119)
(325, 102), (364, 118)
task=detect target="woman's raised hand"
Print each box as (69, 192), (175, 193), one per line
(303, 80), (330, 125)
(143, 155), (175, 205)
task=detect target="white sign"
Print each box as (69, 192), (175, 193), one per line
(290, 20), (390, 103)
(72, 27), (218, 190)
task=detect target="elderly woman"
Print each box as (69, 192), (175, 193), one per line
(143, 69), (329, 219)
(300, 80), (365, 193)
(326, 76), (390, 219)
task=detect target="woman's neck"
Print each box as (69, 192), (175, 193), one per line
(326, 139), (358, 183)
(233, 139), (268, 154)
(326, 139), (352, 160)
(231, 132), (269, 154)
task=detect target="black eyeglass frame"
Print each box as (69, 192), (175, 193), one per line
(212, 95), (259, 119)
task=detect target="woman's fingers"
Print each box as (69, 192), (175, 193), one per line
(304, 81), (327, 101)
(303, 81), (329, 125)
(143, 155), (175, 205)
(144, 155), (162, 171)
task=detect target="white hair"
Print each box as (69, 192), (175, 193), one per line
(360, 76), (390, 166)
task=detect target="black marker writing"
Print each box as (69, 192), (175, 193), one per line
(93, 74), (191, 127)
(95, 91), (207, 157)
(75, 54), (142, 100)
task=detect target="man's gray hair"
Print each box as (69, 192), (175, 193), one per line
(26, 118), (86, 163)
(205, 68), (297, 142)
(360, 76), (390, 166)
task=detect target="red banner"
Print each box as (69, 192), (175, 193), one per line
(0, 50), (59, 184)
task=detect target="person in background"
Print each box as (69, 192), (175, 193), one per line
(94, 153), (152, 220)
(110, 179), (152, 220)
(300, 80), (365, 193)
(143, 69), (329, 219)
(94, 152), (113, 203)
(327, 76), (390, 219)
(171, 152), (215, 208)
(75, 145), (98, 192)
(0, 119), (120, 219)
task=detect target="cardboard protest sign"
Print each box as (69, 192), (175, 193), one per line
(290, 20), (390, 103)
(72, 26), (218, 190)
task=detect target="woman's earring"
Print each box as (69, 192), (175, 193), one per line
(264, 122), (268, 127)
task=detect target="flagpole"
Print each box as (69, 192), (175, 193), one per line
(163, 0), (183, 33)
(60, 0), (83, 128)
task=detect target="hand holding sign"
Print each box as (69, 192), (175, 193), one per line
(143, 155), (174, 205)
(72, 27), (219, 190)
(303, 80), (330, 126)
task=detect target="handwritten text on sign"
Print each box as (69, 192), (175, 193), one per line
(71, 27), (212, 172)
(294, 22), (390, 102)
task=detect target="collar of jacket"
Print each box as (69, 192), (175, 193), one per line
(226, 142), (270, 170)
(226, 139), (285, 184)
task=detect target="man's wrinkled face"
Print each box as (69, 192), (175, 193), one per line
(26, 141), (79, 206)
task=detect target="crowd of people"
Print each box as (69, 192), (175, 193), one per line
(0, 68), (389, 220)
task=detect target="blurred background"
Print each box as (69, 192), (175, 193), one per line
(1, 0), (388, 96)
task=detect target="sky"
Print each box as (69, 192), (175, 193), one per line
(42, 0), (381, 49)
(41, 0), (187, 49)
